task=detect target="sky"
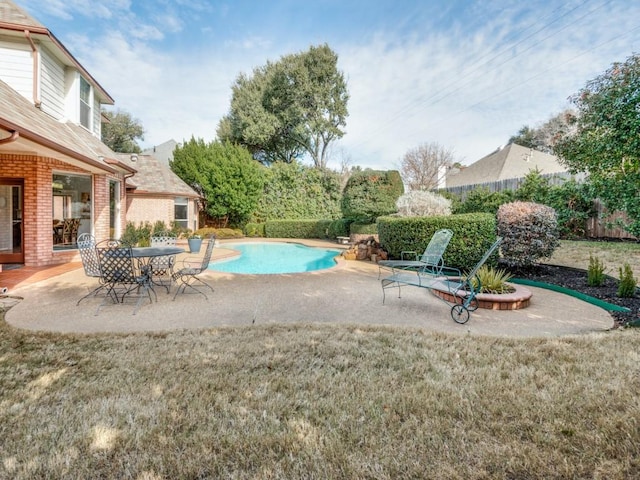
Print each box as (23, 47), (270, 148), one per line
(14, 0), (640, 170)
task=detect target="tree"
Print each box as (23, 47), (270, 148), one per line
(217, 44), (349, 168)
(171, 138), (265, 226)
(400, 142), (454, 191)
(509, 110), (576, 154)
(554, 53), (640, 236)
(101, 109), (144, 153)
(341, 170), (404, 221)
(253, 161), (342, 222)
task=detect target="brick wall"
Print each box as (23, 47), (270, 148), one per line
(126, 195), (175, 227)
(0, 153), (125, 266)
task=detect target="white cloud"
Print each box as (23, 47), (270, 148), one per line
(19, 0), (640, 172)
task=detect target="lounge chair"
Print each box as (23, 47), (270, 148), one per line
(381, 237), (502, 324)
(378, 228), (453, 278)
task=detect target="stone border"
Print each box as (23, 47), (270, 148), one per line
(431, 282), (533, 310)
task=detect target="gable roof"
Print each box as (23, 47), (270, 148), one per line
(0, 78), (133, 174)
(115, 153), (200, 198)
(0, 0), (113, 104)
(445, 143), (567, 188)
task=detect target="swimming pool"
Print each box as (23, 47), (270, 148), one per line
(209, 242), (341, 274)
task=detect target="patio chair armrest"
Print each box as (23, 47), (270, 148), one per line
(400, 250), (418, 261)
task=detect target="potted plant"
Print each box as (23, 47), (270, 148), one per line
(187, 234), (202, 254)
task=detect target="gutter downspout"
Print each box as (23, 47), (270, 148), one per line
(0, 130), (19, 145)
(24, 30), (41, 108)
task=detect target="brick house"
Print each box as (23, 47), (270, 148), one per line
(116, 151), (200, 232)
(0, 1), (199, 266)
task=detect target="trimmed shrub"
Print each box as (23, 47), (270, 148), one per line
(377, 213), (497, 271)
(341, 170), (404, 221)
(350, 222), (378, 235)
(395, 191), (452, 217)
(497, 201), (559, 267)
(265, 219), (332, 239)
(194, 227), (243, 239)
(327, 219), (351, 238)
(244, 223), (266, 237)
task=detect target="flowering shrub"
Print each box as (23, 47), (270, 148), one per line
(497, 201), (559, 267)
(395, 191), (452, 217)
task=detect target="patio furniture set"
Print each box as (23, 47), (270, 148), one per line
(378, 229), (502, 324)
(77, 233), (216, 315)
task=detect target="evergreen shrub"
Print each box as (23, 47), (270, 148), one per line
(617, 263), (637, 298)
(377, 213), (497, 271)
(265, 219), (332, 239)
(244, 223), (266, 237)
(497, 201), (559, 267)
(327, 219), (351, 238)
(350, 222), (378, 235)
(194, 227), (243, 239)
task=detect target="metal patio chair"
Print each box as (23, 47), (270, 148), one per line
(95, 240), (156, 315)
(172, 234), (216, 300)
(76, 232), (105, 305)
(149, 231), (178, 293)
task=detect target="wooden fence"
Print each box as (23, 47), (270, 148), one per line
(586, 200), (637, 240)
(440, 173), (637, 241)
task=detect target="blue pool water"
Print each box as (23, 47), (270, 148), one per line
(209, 242), (341, 274)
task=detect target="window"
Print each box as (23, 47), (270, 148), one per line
(52, 173), (92, 249)
(80, 76), (91, 129)
(174, 197), (188, 229)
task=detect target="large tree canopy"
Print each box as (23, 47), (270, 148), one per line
(101, 109), (144, 153)
(554, 53), (640, 235)
(509, 110), (576, 154)
(217, 44), (349, 168)
(171, 138), (265, 226)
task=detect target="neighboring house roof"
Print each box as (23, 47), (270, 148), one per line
(142, 139), (179, 166)
(445, 143), (567, 188)
(0, 0), (113, 104)
(115, 153), (199, 198)
(0, 78), (133, 174)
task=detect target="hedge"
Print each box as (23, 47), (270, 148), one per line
(264, 219), (333, 239)
(377, 213), (497, 271)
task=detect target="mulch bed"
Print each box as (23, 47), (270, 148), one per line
(503, 263), (640, 329)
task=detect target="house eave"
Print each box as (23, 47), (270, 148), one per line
(0, 121), (117, 174)
(0, 21), (114, 105)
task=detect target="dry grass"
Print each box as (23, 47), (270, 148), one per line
(2, 240), (640, 478)
(547, 240), (640, 279)
(1, 318), (639, 479)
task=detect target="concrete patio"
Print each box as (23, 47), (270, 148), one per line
(0, 239), (614, 338)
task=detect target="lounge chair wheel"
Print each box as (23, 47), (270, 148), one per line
(451, 304), (470, 324)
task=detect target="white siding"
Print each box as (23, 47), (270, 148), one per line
(0, 39), (33, 102)
(40, 47), (65, 120)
